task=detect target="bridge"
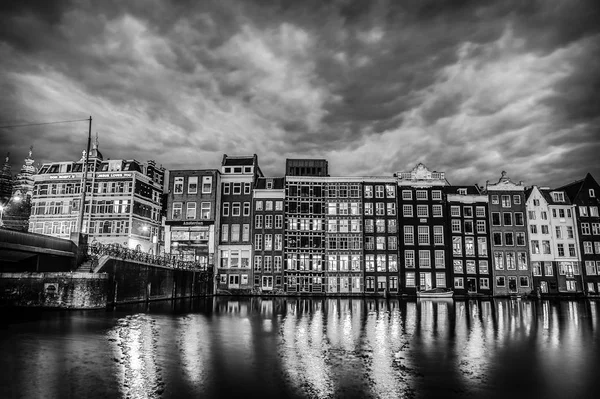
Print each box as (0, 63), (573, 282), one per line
(0, 228), (79, 272)
(0, 229), (214, 308)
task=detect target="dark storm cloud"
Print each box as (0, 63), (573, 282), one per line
(0, 0), (599, 186)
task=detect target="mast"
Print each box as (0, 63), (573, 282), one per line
(77, 116), (92, 233)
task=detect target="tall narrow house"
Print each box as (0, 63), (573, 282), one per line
(252, 177), (285, 292)
(557, 173), (600, 296)
(444, 185), (492, 296)
(217, 155), (262, 293)
(485, 172), (530, 296)
(396, 163), (450, 294)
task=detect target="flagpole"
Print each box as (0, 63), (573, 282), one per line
(77, 116), (92, 233)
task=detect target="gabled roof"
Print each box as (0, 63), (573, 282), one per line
(255, 177), (285, 190)
(555, 173), (591, 202)
(443, 185), (481, 195)
(539, 188), (572, 206)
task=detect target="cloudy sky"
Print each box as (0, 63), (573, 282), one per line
(1, 0), (599, 187)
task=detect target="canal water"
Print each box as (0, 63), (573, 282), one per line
(1, 298), (599, 399)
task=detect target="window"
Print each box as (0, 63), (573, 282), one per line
(453, 236), (462, 256)
(405, 251), (415, 268)
(364, 185), (373, 198)
(597, 242), (600, 254)
(541, 225), (549, 234)
(418, 226), (430, 245)
(376, 203), (385, 216)
(265, 201), (273, 211)
(432, 190), (442, 200)
(541, 211), (548, 220)
(172, 202), (182, 219)
(464, 207), (473, 218)
(568, 226), (575, 238)
(586, 261), (597, 276)
(364, 203), (373, 215)
(388, 236), (398, 250)
(231, 224), (240, 242)
(542, 240), (551, 254)
(242, 224), (250, 241)
(254, 256), (262, 272)
(186, 202), (196, 219)
(584, 242), (593, 254)
(504, 232), (514, 246)
(406, 273), (415, 287)
(478, 237), (488, 256)
(494, 252), (504, 270)
(265, 215), (273, 229)
(275, 234), (282, 251)
(388, 219), (397, 233)
(513, 195), (521, 205)
(496, 276), (506, 287)
(223, 203), (230, 216)
(232, 202), (241, 216)
(201, 202), (211, 219)
(419, 250), (431, 268)
(201, 176), (212, 193)
(501, 195), (511, 207)
(580, 206), (588, 217)
(365, 219), (374, 233)
(275, 201), (283, 211)
(516, 232), (525, 246)
(532, 262), (542, 276)
(479, 260), (489, 274)
(255, 215), (263, 228)
(503, 213), (512, 226)
(264, 234), (272, 250)
(402, 190), (412, 200)
(385, 185), (395, 198)
(255, 201), (263, 211)
(454, 278), (464, 289)
(528, 210), (536, 220)
(451, 206), (461, 217)
(515, 213), (524, 226)
(417, 205), (428, 217)
(244, 183), (251, 194)
(433, 205), (443, 217)
(492, 195), (499, 204)
(493, 232), (502, 246)
(365, 255), (374, 271)
(403, 205), (413, 217)
(582, 223), (591, 235)
(591, 207), (599, 217)
(591, 189), (596, 198)
(465, 237), (475, 256)
(458, 188), (467, 195)
(222, 225), (229, 242)
(223, 183), (230, 195)
(255, 234), (262, 250)
(492, 212), (501, 226)
(275, 215), (283, 229)
(530, 225), (537, 234)
(433, 226), (444, 245)
(387, 203), (396, 216)
(233, 183), (241, 195)
(375, 185), (384, 198)
(558, 243), (565, 257)
(416, 190), (428, 200)
(464, 220), (474, 234)
(476, 206), (485, 217)
(404, 226), (414, 245)
(174, 177), (184, 194)
(376, 219), (385, 233)
(452, 219), (461, 233)
(243, 202), (250, 216)
(531, 240), (540, 254)
(476, 220), (486, 233)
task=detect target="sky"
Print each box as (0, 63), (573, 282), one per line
(1, 0), (599, 187)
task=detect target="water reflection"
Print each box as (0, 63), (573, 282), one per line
(1, 298), (600, 399)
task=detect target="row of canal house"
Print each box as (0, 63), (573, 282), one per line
(162, 155), (600, 297)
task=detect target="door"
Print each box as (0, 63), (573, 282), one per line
(228, 274), (239, 289)
(467, 278), (477, 293)
(508, 276), (517, 293)
(540, 281), (548, 293)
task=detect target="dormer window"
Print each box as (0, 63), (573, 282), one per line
(244, 166), (252, 174)
(233, 167), (242, 173)
(266, 179), (273, 189)
(224, 167), (231, 173)
(590, 189), (596, 198)
(458, 188), (467, 195)
(552, 192), (565, 202)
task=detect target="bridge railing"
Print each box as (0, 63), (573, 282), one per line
(86, 242), (209, 272)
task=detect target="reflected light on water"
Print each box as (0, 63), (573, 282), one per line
(176, 314), (210, 386)
(109, 314), (164, 399)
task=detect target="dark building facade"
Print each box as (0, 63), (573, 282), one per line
(252, 177), (285, 292)
(397, 164), (450, 293)
(217, 155), (263, 292)
(445, 186), (492, 296)
(285, 159), (329, 177)
(558, 173), (600, 296)
(165, 169), (220, 268)
(485, 172), (530, 296)
(362, 178), (399, 295)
